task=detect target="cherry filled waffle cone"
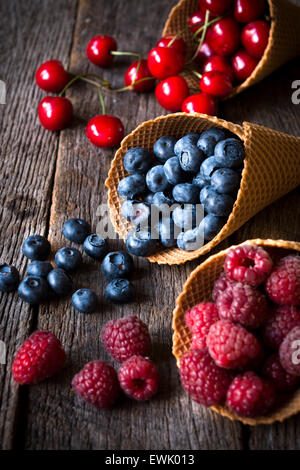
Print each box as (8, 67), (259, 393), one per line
(173, 238), (300, 425)
(105, 113), (300, 265)
(162, 0), (300, 98)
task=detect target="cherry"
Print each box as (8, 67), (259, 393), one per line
(38, 96), (73, 131)
(155, 76), (189, 112)
(35, 60), (70, 93)
(147, 47), (184, 80)
(241, 20), (270, 59)
(124, 59), (155, 92)
(202, 55), (235, 82)
(181, 93), (216, 115)
(232, 49), (259, 82)
(200, 71), (232, 98)
(156, 35), (186, 55)
(194, 41), (215, 65)
(206, 18), (241, 56)
(86, 35), (117, 67)
(234, 0), (265, 24)
(86, 115), (124, 148)
(200, 0), (234, 15)
(188, 10), (206, 33)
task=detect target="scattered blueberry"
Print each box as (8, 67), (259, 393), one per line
(172, 183), (199, 204)
(118, 174), (146, 199)
(192, 172), (208, 189)
(153, 136), (177, 162)
(62, 218), (91, 244)
(55, 247), (82, 272)
(22, 235), (51, 260)
(47, 268), (72, 296)
(105, 278), (135, 303)
(172, 204), (199, 230)
(177, 228), (203, 251)
(200, 156), (220, 183)
(18, 276), (48, 304)
(202, 188), (235, 217)
(159, 217), (178, 248)
(126, 227), (159, 257)
(211, 168), (240, 194)
(214, 138), (245, 168)
(72, 288), (98, 313)
(101, 251), (134, 280)
(199, 214), (226, 241)
(163, 156), (185, 185)
(0, 264), (19, 292)
(27, 261), (53, 278)
(83, 234), (107, 260)
(124, 147), (153, 174)
(121, 200), (151, 227)
(146, 165), (170, 193)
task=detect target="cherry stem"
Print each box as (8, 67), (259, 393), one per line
(59, 73), (111, 96)
(111, 51), (141, 59)
(106, 76), (154, 93)
(192, 16), (222, 40)
(189, 69), (202, 79)
(190, 10), (211, 63)
(98, 87), (106, 115)
(167, 25), (190, 47)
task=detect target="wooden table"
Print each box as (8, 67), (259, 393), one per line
(0, 0), (300, 451)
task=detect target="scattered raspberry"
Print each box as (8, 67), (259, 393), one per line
(101, 315), (150, 363)
(118, 355), (159, 401)
(262, 304), (300, 350)
(185, 302), (219, 350)
(279, 326), (300, 376)
(266, 255), (300, 306)
(179, 349), (233, 406)
(207, 320), (261, 369)
(217, 282), (269, 329)
(12, 331), (66, 384)
(224, 244), (273, 287)
(72, 360), (120, 409)
(212, 272), (233, 302)
(262, 353), (299, 392)
(226, 371), (276, 418)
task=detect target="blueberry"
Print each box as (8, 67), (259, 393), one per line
(143, 191), (154, 204)
(124, 147), (153, 174)
(101, 251), (134, 280)
(83, 234), (107, 260)
(47, 268), (72, 296)
(72, 288), (99, 313)
(172, 184), (199, 204)
(118, 174), (146, 199)
(126, 227), (159, 257)
(211, 168), (240, 194)
(153, 136), (177, 162)
(199, 127), (229, 145)
(27, 261), (53, 278)
(18, 276), (49, 304)
(200, 156), (220, 183)
(203, 188), (235, 217)
(163, 156), (185, 185)
(121, 200), (151, 227)
(55, 247), (82, 272)
(192, 172), (208, 189)
(175, 135), (204, 173)
(146, 165), (170, 193)
(214, 138), (245, 169)
(105, 278), (135, 303)
(159, 217), (178, 248)
(197, 135), (217, 158)
(152, 191), (175, 215)
(22, 235), (51, 260)
(200, 186), (212, 205)
(199, 214), (226, 241)
(177, 228), (203, 251)
(174, 134), (200, 157)
(172, 204), (200, 230)
(0, 264), (19, 292)
(62, 218), (91, 244)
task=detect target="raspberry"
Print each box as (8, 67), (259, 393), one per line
(118, 355), (159, 401)
(212, 272), (233, 302)
(12, 331), (66, 384)
(224, 244), (273, 286)
(262, 353), (299, 392)
(101, 315), (150, 363)
(179, 349), (233, 406)
(185, 302), (219, 350)
(217, 282), (269, 329)
(226, 371), (276, 418)
(262, 304), (300, 350)
(279, 326), (300, 376)
(207, 320), (261, 369)
(72, 361), (120, 409)
(266, 255), (300, 306)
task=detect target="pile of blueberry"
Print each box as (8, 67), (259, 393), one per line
(0, 218), (137, 309)
(118, 127), (245, 256)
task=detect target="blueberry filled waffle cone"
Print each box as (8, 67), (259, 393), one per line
(105, 113), (300, 265)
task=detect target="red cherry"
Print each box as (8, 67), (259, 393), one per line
(206, 18), (241, 56)
(147, 47), (184, 80)
(234, 0), (265, 23)
(35, 60), (70, 93)
(200, 0), (234, 15)
(38, 96), (73, 131)
(232, 49), (259, 82)
(194, 41), (215, 65)
(155, 76), (189, 112)
(86, 115), (124, 148)
(241, 20), (270, 59)
(86, 35), (117, 67)
(200, 71), (232, 98)
(124, 59), (155, 92)
(181, 93), (216, 115)
(188, 10), (206, 33)
(202, 55), (235, 82)
(156, 36), (186, 55)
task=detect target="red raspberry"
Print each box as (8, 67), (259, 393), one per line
(179, 349), (233, 406)
(226, 371), (276, 417)
(279, 326), (300, 376)
(72, 361), (120, 409)
(212, 272), (233, 301)
(262, 304), (300, 350)
(12, 331), (66, 384)
(185, 302), (219, 349)
(207, 320), (261, 369)
(266, 255), (300, 306)
(101, 315), (150, 363)
(217, 282), (269, 329)
(224, 244), (273, 286)
(262, 353), (299, 392)
(118, 355), (159, 401)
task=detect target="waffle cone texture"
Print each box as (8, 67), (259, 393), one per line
(162, 0), (300, 98)
(173, 238), (300, 425)
(106, 113), (300, 265)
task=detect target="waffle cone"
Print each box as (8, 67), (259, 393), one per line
(105, 113), (300, 265)
(162, 0), (300, 98)
(173, 238), (300, 425)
